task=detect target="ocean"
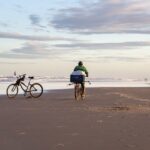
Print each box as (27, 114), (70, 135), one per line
(0, 75), (150, 95)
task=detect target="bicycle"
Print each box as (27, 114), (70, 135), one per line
(6, 74), (43, 98)
(70, 74), (91, 100)
(74, 81), (91, 100)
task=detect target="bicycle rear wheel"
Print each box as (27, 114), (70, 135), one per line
(30, 83), (43, 98)
(6, 84), (18, 98)
(74, 84), (82, 100)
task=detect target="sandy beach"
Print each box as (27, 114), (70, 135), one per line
(0, 87), (150, 150)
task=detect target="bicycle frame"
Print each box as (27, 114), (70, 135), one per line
(16, 79), (32, 96)
(20, 82), (30, 94)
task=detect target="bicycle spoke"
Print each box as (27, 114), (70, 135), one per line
(7, 84), (18, 98)
(30, 83), (43, 98)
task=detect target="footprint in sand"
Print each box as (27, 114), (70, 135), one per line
(96, 120), (103, 123)
(55, 143), (65, 148)
(17, 131), (26, 135)
(71, 133), (80, 136)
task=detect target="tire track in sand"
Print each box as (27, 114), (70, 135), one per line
(107, 92), (150, 102)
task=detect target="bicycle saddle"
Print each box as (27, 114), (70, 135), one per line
(28, 76), (34, 79)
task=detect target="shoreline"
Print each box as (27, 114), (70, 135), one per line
(0, 79), (150, 95)
(1, 85), (150, 96)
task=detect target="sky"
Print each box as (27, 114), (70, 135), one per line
(1, 0), (150, 78)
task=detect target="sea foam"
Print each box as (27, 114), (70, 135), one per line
(0, 76), (149, 95)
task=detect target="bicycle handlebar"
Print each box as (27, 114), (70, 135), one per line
(17, 74), (26, 79)
(19, 74), (26, 77)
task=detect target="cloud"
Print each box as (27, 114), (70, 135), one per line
(29, 14), (47, 29)
(12, 42), (49, 56)
(54, 41), (150, 50)
(0, 41), (72, 59)
(0, 61), (35, 64)
(1, 40), (150, 62)
(0, 21), (9, 27)
(62, 55), (150, 63)
(0, 31), (76, 41)
(0, 42), (48, 59)
(92, 56), (149, 62)
(29, 14), (42, 26)
(13, 4), (24, 13)
(51, 0), (150, 34)
(1, 35), (150, 62)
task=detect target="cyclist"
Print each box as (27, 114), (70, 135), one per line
(73, 61), (88, 97)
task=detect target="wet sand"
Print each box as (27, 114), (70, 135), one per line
(1, 87), (150, 150)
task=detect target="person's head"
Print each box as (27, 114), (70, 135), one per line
(78, 61), (83, 66)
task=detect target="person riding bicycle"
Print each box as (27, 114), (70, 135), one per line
(73, 61), (88, 97)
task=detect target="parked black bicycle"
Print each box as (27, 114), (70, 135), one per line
(6, 74), (43, 98)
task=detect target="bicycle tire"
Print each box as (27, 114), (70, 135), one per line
(6, 84), (18, 98)
(30, 83), (43, 98)
(74, 84), (82, 100)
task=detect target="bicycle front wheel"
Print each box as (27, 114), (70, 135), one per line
(30, 83), (43, 98)
(6, 84), (18, 98)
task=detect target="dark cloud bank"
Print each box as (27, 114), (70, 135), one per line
(51, 0), (150, 34)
